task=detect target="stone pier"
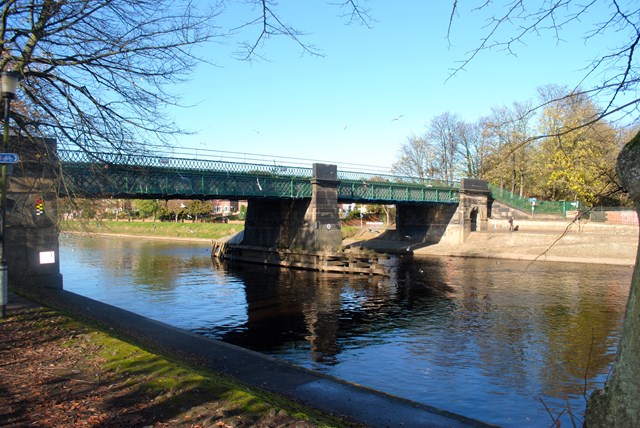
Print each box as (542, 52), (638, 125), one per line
(242, 163), (342, 252)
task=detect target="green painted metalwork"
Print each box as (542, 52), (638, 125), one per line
(488, 184), (569, 217)
(58, 149), (460, 204)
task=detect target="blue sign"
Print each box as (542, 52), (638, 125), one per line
(529, 197), (537, 204)
(0, 153), (19, 163)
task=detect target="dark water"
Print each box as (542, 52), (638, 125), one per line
(60, 234), (632, 427)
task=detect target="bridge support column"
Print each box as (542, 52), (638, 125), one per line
(242, 163), (342, 252)
(458, 178), (490, 240)
(292, 163), (342, 251)
(6, 138), (63, 291)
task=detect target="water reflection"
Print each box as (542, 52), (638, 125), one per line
(61, 234), (631, 427)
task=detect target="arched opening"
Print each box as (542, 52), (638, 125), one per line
(470, 206), (479, 232)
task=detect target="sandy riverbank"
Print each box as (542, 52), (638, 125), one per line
(349, 219), (639, 266)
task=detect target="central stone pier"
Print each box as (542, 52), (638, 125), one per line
(242, 163), (342, 252)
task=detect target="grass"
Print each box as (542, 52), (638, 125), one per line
(62, 219), (366, 241)
(7, 304), (349, 427)
(61, 219), (244, 240)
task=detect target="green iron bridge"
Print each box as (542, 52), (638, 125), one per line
(58, 149), (460, 204)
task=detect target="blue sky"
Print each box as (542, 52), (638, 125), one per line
(166, 1), (616, 172)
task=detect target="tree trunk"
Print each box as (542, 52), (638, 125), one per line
(585, 132), (640, 427)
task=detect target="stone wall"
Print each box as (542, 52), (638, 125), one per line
(7, 137), (62, 290)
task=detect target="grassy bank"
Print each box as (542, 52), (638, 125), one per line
(0, 302), (349, 427)
(61, 219), (244, 240)
(61, 219), (363, 241)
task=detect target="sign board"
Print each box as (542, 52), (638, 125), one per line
(39, 251), (55, 265)
(0, 153), (19, 163)
(529, 197), (537, 205)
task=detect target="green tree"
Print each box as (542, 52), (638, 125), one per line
(136, 199), (162, 222)
(186, 200), (211, 222)
(536, 87), (619, 205)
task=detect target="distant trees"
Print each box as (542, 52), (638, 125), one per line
(391, 135), (437, 180)
(391, 112), (476, 183)
(393, 88), (629, 206)
(136, 200), (162, 222)
(186, 200), (212, 222)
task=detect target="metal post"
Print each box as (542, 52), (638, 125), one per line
(0, 96), (10, 318)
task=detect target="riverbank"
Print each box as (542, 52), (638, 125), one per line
(3, 290), (489, 428)
(347, 219), (639, 266)
(416, 220), (639, 266)
(1, 294), (345, 428)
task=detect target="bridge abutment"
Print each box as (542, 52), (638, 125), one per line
(7, 137), (63, 291)
(396, 178), (490, 245)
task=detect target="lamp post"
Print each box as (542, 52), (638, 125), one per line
(0, 70), (19, 318)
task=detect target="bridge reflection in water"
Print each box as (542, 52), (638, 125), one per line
(61, 234), (631, 427)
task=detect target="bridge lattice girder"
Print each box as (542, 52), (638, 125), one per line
(58, 150), (460, 204)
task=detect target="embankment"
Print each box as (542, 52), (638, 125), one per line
(414, 219), (639, 266)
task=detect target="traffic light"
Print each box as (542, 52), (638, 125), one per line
(35, 198), (44, 216)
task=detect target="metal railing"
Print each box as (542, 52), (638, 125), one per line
(488, 184), (571, 217)
(64, 148), (607, 210)
(58, 149), (460, 204)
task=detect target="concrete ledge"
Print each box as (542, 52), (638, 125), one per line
(30, 289), (494, 428)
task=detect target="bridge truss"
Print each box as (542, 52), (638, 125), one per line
(58, 150), (460, 204)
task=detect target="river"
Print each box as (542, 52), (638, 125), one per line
(60, 233), (632, 427)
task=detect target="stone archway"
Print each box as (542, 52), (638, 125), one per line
(469, 206), (479, 232)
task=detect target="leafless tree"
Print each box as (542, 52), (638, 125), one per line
(1, 0), (226, 156)
(448, 1), (640, 128)
(233, 0), (372, 60)
(0, 0), (372, 157)
(391, 135), (437, 180)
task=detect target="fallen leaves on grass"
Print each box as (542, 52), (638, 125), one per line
(0, 306), (334, 427)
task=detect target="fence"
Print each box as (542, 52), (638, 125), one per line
(488, 185), (571, 217)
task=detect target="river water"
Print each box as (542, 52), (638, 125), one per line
(60, 233), (632, 427)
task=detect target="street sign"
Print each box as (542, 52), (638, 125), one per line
(0, 153), (19, 163)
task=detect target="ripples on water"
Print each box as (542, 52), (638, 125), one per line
(61, 234), (632, 427)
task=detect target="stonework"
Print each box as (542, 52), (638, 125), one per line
(243, 163), (342, 252)
(6, 137), (62, 290)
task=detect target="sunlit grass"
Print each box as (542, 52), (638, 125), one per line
(61, 219), (244, 240)
(13, 305), (347, 427)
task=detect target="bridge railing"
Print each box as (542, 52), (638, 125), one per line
(338, 169), (459, 189)
(58, 149), (314, 178)
(58, 149), (460, 203)
(489, 184), (569, 216)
